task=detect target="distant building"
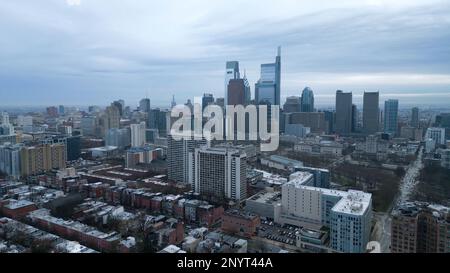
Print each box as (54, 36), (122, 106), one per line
(384, 99), (399, 135)
(130, 122), (146, 147)
(221, 210), (260, 238)
(225, 61), (240, 106)
(139, 98), (151, 113)
(335, 90), (352, 135)
(285, 112), (327, 134)
(105, 128), (131, 150)
(202, 93), (214, 111)
(283, 96), (301, 113)
(426, 127), (446, 146)
(362, 91), (380, 134)
(301, 87), (314, 112)
(411, 107), (419, 128)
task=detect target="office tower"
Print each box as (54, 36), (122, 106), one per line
(216, 98), (225, 109)
(58, 105), (65, 115)
(112, 100), (124, 116)
(363, 91), (379, 134)
(104, 104), (120, 131)
(426, 127), (446, 146)
(323, 110), (335, 134)
(139, 98), (151, 113)
(301, 87), (314, 112)
(81, 116), (98, 137)
(283, 96), (301, 113)
(20, 144), (66, 177)
(148, 108), (168, 137)
(335, 90), (353, 135)
(225, 61), (240, 105)
(411, 107), (419, 128)
(351, 104), (358, 133)
(255, 47), (281, 105)
(46, 106), (58, 118)
(105, 128), (131, 150)
(435, 113), (450, 139)
(167, 135), (208, 184)
(285, 112), (327, 134)
(130, 122), (146, 147)
(0, 143), (22, 179)
(384, 99), (399, 135)
(227, 79), (246, 106)
(193, 146), (247, 202)
(392, 202), (450, 253)
(202, 93), (214, 111)
(1, 112), (9, 125)
(0, 112), (14, 136)
(66, 136), (81, 161)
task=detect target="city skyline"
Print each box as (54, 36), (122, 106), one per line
(1, 0), (450, 106)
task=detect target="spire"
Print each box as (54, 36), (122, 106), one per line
(277, 46), (281, 57)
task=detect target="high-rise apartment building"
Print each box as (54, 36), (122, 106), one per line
(193, 146), (247, 202)
(335, 90), (353, 135)
(20, 144), (66, 177)
(167, 134), (208, 184)
(0, 143), (22, 179)
(105, 128), (131, 150)
(363, 91), (379, 134)
(130, 122), (146, 147)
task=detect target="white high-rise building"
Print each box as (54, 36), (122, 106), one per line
(193, 146), (247, 202)
(130, 122), (146, 147)
(278, 171), (372, 253)
(425, 127), (446, 146)
(167, 134), (208, 184)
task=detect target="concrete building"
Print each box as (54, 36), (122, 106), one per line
(335, 90), (352, 135)
(426, 127), (446, 146)
(245, 191), (282, 220)
(283, 96), (301, 113)
(384, 99), (399, 135)
(285, 112), (327, 134)
(392, 202), (449, 253)
(194, 146), (247, 202)
(20, 144), (66, 177)
(362, 91), (379, 134)
(130, 122), (146, 147)
(0, 143), (22, 179)
(167, 135), (208, 184)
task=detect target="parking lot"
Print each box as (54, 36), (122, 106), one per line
(258, 220), (300, 246)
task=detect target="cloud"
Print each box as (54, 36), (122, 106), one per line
(0, 0), (449, 106)
(66, 0), (81, 6)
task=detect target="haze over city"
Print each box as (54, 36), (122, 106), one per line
(1, 0), (450, 107)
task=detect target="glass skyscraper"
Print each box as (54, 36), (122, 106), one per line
(384, 99), (399, 135)
(255, 47), (281, 106)
(301, 87), (314, 112)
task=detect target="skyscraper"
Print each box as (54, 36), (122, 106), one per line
(335, 90), (353, 135)
(202, 93), (214, 111)
(255, 47), (281, 105)
(283, 96), (301, 113)
(139, 98), (151, 113)
(352, 104), (358, 133)
(384, 99), (399, 135)
(225, 61), (240, 105)
(130, 122), (146, 147)
(301, 87), (314, 112)
(167, 135), (208, 184)
(193, 146), (247, 202)
(227, 79), (246, 106)
(363, 91), (380, 134)
(411, 107), (419, 128)
(148, 108), (168, 137)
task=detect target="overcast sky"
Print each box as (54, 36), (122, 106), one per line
(1, 0), (449, 107)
